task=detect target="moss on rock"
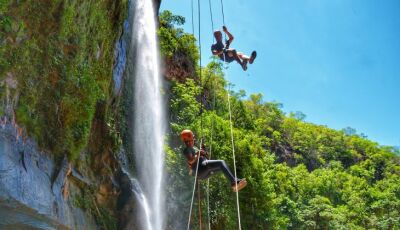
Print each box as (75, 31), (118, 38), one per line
(1, 0), (127, 159)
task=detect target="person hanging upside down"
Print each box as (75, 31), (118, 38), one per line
(211, 26), (257, 71)
(180, 129), (247, 192)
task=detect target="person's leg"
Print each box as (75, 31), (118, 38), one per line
(225, 49), (247, 70)
(237, 52), (249, 70)
(200, 159), (236, 184)
(196, 165), (213, 180)
(237, 52), (250, 61)
(197, 160), (247, 192)
(238, 51), (257, 64)
(249, 51), (257, 64)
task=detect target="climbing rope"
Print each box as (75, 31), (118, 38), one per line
(197, 181), (203, 230)
(218, 2), (242, 226)
(220, 0), (226, 26)
(197, 0), (204, 137)
(191, 0), (195, 35)
(226, 81), (242, 230)
(188, 0), (243, 229)
(207, 1), (216, 227)
(187, 0), (205, 228)
(206, 159), (211, 229)
(208, 0), (215, 42)
(187, 138), (204, 230)
(206, 77), (217, 230)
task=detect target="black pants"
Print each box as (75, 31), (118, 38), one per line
(194, 159), (236, 184)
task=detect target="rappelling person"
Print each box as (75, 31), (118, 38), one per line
(211, 26), (257, 71)
(180, 129), (247, 192)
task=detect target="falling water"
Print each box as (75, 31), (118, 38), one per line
(127, 0), (165, 229)
(130, 178), (153, 230)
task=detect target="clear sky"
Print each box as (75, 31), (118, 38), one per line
(160, 0), (400, 147)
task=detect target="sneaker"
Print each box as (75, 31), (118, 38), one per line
(249, 51), (257, 64)
(231, 178), (247, 192)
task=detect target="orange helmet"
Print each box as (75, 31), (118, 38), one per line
(180, 129), (194, 142)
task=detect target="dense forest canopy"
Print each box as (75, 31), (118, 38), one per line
(159, 10), (400, 229)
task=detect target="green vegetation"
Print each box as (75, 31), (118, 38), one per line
(158, 10), (199, 81)
(158, 10), (198, 63)
(160, 10), (400, 229)
(2, 2), (398, 228)
(0, 0), (127, 159)
(72, 186), (117, 229)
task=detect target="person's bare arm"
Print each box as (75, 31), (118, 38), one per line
(186, 152), (200, 165)
(223, 26), (234, 46)
(186, 148), (208, 163)
(201, 150), (209, 159)
(200, 144), (209, 159)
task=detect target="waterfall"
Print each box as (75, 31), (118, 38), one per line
(125, 0), (165, 229)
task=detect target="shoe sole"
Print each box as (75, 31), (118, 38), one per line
(249, 51), (257, 64)
(232, 179), (247, 192)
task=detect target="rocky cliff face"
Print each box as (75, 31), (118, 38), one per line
(0, 0), (166, 229)
(0, 123), (96, 229)
(0, 0), (133, 229)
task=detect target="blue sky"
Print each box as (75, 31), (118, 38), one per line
(160, 0), (400, 147)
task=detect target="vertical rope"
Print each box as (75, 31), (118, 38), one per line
(207, 0), (216, 226)
(187, 1), (205, 228)
(187, 2), (197, 228)
(206, 78), (217, 230)
(208, 0), (215, 42)
(218, 0), (241, 227)
(191, 0), (195, 35)
(220, 0), (226, 26)
(219, 0), (228, 49)
(226, 83), (242, 230)
(206, 165), (211, 230)
(188, 0), (244, 229)
(187, 139), (204, 230)
(197, 181), (203, 230)
(197, 0), (204, 139)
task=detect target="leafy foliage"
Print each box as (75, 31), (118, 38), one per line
(161, 11), (400, 229)
(158, 10), (198, 62)
(1, 0), (127, 159)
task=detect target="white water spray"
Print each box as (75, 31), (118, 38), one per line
(130, 178), (153, 230)
(128, 0), (165, 229)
